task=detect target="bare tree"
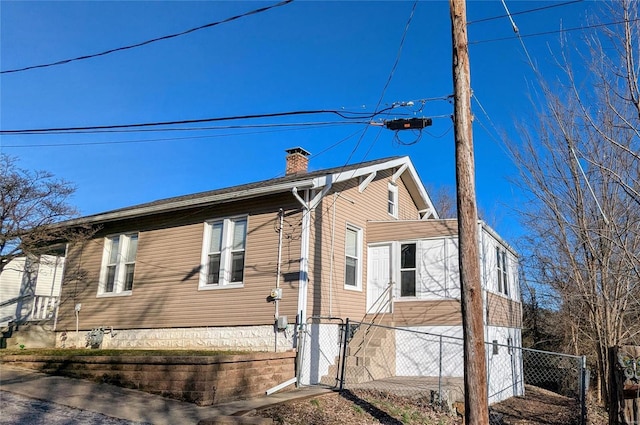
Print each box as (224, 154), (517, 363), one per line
(428, 184), (457, 219)
(0, 154), (79, 274)
(510, 0), (640, 405)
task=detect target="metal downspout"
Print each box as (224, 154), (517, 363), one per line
(329, 193), (337, 316)
(275, 209), (284, 352)
(292, 188), (311, 325)
(292, 182), (332, 325)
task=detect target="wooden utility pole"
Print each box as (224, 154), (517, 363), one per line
(450, 0), (489, 424)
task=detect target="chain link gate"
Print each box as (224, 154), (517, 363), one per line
(296, 316), (345, 388)
(521, 347), (588, 425)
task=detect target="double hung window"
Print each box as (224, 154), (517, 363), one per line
(344, 225), (362, 289)
(99, 233), (138, 296)
(496, 247), (509, 296)
(201, 217), (247, 288)
(400, 243), (416, 297)
(388, 183), (398, 218)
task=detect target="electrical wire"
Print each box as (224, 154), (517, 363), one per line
(344, 0), (419, 163)
(308, 128), (368, 159)
(471, 92), (516, 164)
(2, 121), (369, 148)
(375, 0), (418, 117)
(422, 124), (453, 139)
(306, 0), (420, 227)
(1, 97), (447, 137)
(393, 129), (423, 146)
(1, 0), (294, 74)
(1, 120), (367, 136)
(0, 108), (392, 135)
(467, 0), (584, 25)
(496, 0), (539, 73)
(469, 18), (640, 45)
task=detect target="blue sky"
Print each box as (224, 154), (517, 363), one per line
(1, 0), (600, 243)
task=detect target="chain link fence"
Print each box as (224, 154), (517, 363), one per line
(297, 317), (588, 424)
(296, 316), (344, 387)
(521, 347), (587, 399)
(521, 347), (588, 423)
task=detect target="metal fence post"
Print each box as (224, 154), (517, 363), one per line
(580, 355), (587, 425)
(438, 334), (443, 406)
(339, 318), (349, 391)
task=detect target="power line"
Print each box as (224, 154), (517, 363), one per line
(496, 0), (539, 73)
(0, 108), (391, 135)
(2, 121), (369, 148)
(376, 0), (418, 115)
(344, 0), (420, 161)
(309, 0), (421, 227)
(1, 96), (451, 137)
(467, 0), (584, 25)
(1, 120), (366, 136)
(1, 0), (294, 74)
(470, 18), (640, 45)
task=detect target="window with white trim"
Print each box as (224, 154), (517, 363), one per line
(496, 247), (509, 296)
(99, 233), (138, 296)
(200, 217), (247, 288)
(344, 225), (362, 289)
(388, 183), (398, 218)
(400, 243), (417, 297)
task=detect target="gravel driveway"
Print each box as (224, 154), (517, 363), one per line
(0, 391), (151, 425)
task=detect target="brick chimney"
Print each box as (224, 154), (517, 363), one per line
(285, 147), (311, 175)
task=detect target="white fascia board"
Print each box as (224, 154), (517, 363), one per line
(311, 157), (410, 188)
(63, 178), (317, 226)
(403, 160), (439, 219)
(479, 220), (518, 257)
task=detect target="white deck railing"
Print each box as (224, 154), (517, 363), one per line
(29, 296), (59, 321)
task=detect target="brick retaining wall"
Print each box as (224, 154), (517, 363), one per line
(0, 351), (296, 406)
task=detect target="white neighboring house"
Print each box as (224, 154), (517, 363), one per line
(0, 254), (65, 329)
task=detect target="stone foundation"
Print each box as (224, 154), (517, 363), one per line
(56, 325), (296, 352)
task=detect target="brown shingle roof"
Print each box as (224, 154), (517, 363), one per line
(69, 156), (403, 224)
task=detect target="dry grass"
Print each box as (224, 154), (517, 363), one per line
(256, 389), (462, 425)
(255, 385), (608, 425)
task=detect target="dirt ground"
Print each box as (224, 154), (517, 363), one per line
(255, 385), (609, 425)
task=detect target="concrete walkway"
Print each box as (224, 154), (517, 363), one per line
(0, 365), (332, 425)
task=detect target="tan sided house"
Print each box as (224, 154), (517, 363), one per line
(54, 148), (523, 403)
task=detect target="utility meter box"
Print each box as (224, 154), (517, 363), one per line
(270, 288), (283, 300)
(277, 315), (288, 330)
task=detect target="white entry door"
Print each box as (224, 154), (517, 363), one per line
(366, 244), (392, 314)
